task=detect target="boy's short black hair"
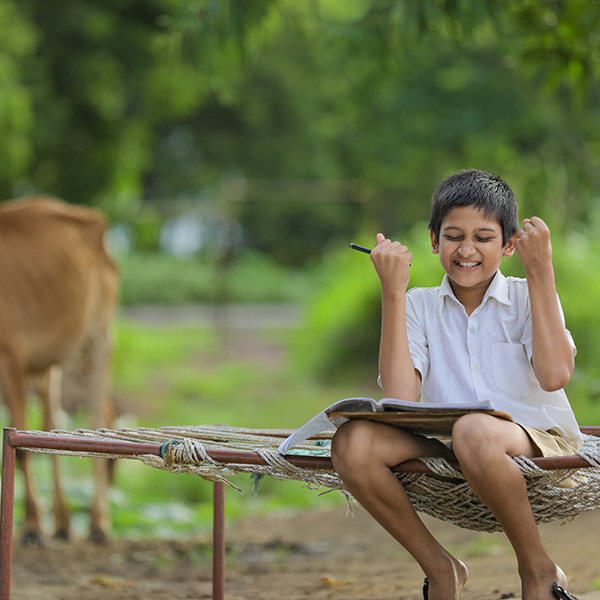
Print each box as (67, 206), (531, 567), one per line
(428, 169), (519, 245)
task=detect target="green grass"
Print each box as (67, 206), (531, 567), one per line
(8, 315), (376, 541)
(465, 535), (508, 558)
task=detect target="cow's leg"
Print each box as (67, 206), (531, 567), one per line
(0, 352), (44, 546)
(37, 366), (71, 540)
(84, 332), (115, 543)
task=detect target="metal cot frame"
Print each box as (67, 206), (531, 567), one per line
(1, 426), (599, 600)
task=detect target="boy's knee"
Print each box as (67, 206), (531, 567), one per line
(331, 420), (377, 471)
(451, 413), (497, 459)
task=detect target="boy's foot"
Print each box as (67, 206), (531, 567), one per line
(424, 559), (468, 600)
(521, 564), (574, 600)
(551, 566), (578, 600)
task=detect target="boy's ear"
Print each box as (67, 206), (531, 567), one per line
(503, 234), (517, 257)
(430, 231), (439, 254)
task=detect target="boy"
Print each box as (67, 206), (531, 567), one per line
(331, 169), (582, 600)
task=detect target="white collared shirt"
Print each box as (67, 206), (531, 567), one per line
(395, 270), (582, 449)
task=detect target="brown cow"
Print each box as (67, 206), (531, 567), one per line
(0, 196), (119, 544)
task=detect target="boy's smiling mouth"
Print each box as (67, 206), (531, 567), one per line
(454, 260), (481, 269)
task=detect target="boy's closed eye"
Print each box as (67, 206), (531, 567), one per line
(443, 235), (495, 242)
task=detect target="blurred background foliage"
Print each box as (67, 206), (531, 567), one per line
(3, 0), (600, 237)
(2, 0), (600, 411)
(3, 0), (597, 368)
(3, 0), (600, 536)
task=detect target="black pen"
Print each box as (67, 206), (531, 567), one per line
(350, 242), (412, 265)
(349, 243), (372, 254)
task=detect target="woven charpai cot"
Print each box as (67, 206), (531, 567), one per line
(19, 425), (600, 533)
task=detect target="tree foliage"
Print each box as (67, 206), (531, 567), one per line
(0, 0), (212, 214)
(0, 0), (599, 261)
(153, 0), (600, 264)
(2, 0), (600, 394)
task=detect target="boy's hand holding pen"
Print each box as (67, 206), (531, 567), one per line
(352, 235), (413, 294)
(350, 239), (412, 266)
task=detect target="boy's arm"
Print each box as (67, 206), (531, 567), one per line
(515, 217), (574, 392)
(371, 233), (422, 402)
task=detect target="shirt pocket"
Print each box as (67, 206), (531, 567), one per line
(491, 343), (540, 399)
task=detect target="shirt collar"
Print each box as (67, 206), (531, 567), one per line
(438, 270), (512, 309)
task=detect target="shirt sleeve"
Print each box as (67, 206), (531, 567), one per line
(405, 289), (430, 381)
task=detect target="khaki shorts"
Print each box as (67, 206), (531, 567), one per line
(411, 423), (581, 493)
(423, 424), (578, 461)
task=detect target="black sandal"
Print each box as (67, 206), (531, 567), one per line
(552, 583), (579, 600)
(423, 577), (429, 600)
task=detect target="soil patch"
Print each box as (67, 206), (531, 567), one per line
(10, 506), (600, 600)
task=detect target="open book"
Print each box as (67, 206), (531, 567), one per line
(278, 397), (508, 455)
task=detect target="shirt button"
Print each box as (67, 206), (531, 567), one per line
(474, 363), (481, 370)
(469, 327), (477, 334)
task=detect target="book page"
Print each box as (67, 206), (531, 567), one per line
(377, 397), (495, 412)
(327, 408), (513, 435)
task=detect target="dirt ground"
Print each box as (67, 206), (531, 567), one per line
(9, 505), (600, 600)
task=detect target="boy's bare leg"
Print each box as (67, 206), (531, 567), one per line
(332, 420), (468, 600)
(452, 414), (568, 600)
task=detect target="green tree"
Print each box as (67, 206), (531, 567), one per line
(1, 0), (214, 215)
(0, 0), (38, 190)
(2, 0), (599, 263)
(146, 0), (600, 264)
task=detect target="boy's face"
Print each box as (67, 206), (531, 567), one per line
(431, 205), (516, 301)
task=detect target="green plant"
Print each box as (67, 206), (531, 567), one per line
(466, 535), (507, 558)
(116, 249), (315, 306)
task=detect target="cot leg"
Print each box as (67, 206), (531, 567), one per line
(212, 481), (226, 600)
(0, 428), (17, 600)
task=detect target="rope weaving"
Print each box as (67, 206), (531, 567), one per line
(17, 425), (600, 533)
(400, 434), (600, 532)
(19, 426), (347, 495)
